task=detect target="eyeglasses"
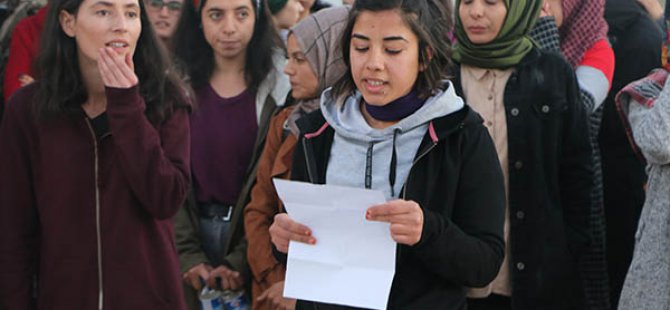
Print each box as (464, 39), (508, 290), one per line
(146, 0), (183, 12)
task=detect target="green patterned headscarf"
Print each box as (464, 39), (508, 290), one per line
(453, 0), (542, 69)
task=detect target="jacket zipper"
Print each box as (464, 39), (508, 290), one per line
(401, 142), (437, 199)
(85, 119), (104, 310)
(396, 141), (437, 269)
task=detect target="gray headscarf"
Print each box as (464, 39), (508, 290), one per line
(286, 5), (351, 136)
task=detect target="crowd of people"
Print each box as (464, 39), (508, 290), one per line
(0, 0), (668, 309)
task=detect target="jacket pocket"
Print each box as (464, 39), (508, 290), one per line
(532, 100), (566, 120)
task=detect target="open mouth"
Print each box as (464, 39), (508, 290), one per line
(363, 79), (387, 94)
(106, 42), (129, 48)
(366, 79), (384, 86)
(105, 41), (130, 55)
(155, 21), (170, 28)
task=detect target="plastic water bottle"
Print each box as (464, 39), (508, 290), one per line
(199, 287), (224, 310)
(220, 290), (250, 310)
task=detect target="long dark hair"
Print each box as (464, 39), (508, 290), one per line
(173, 0), (280, 91)
(331, 0), (452, 100)
(170, 0), (199, 75)
(34, 0), (190, 124)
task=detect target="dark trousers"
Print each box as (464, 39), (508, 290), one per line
(467, 294), (511, 310)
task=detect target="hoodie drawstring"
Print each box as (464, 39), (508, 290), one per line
(364, 129), (400, 197)
(365, 142), (374, 189)
(389, 129), (400, 197)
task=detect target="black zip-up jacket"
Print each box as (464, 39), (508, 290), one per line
(289, 104), (507, 309)
(453, 48), (594, 310)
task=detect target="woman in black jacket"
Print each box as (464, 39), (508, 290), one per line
(453, 0), (594, 309)
(269, 0), (507, 309)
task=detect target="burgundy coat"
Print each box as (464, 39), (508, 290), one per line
(0, 84), (190, 309)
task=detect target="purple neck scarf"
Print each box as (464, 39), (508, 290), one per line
(364, 90), (426, 121)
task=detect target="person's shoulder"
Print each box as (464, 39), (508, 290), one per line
(430, 104), (484, 139)
(297, 107), (325, 126)
(274, 104), (295, 122)
(295, 107), (327, 137)
(4, 82), (39, 122)
(530, 48), (574, 74)
(7, 82), (38, 105)
(312, 0), (332, 12)
(623, 16), (664, 47)
(12, 6), (44, 35)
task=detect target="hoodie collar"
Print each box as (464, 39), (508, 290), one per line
(299, 81), (477, 141)
(318, 80), (465, 142)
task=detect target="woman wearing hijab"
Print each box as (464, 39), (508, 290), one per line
(531, 0), (614, 125)
(452, 0), (593, 309)
(244, 7), (350, 310)
(600, 0), (664, 306)
(529, 2), (614, 308)
(616, 68), (670, 310)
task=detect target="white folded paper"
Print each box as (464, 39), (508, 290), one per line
(273, 179), (396, 310)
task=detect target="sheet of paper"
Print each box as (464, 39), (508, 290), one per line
(273, 179), (396, 310)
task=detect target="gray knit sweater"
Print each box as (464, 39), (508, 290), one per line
(618, 77), (670, 310)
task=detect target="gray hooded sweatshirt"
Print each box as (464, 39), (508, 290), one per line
(321, 81), (464, 200)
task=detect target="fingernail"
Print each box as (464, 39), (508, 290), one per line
(309, 238), (316, 245)
(305, 230), (311, 236)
